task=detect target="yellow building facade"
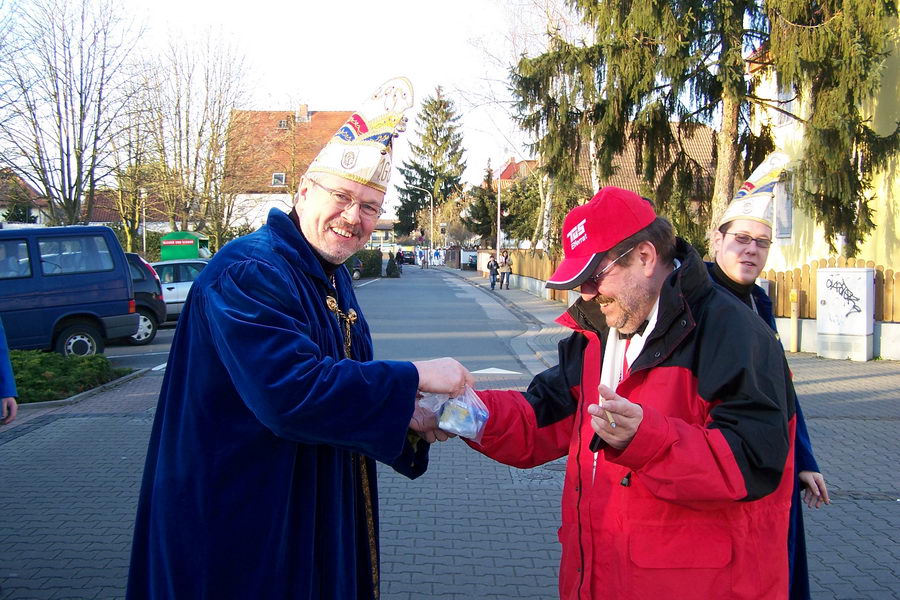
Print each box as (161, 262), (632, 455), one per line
(752, 20), (899, 273)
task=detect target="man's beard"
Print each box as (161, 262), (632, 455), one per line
(319, 219), (362, 263)
(589, 290), (642, 333)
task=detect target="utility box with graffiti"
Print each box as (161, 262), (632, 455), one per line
(816, 268), (874, 361)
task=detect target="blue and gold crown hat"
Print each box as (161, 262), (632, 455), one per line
(307, 77), (414, 193)
(719, 152), (791, 229)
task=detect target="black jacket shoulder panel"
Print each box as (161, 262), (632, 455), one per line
(523, 330), (587, 428)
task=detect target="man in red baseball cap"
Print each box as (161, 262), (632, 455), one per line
(463, 186), (799, 599)
(545, 186), (656, 290)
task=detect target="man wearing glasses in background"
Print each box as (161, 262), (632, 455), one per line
(463, 186), (798, 598)
(128, 78), (471, 600)
(710, 153), (829, 600)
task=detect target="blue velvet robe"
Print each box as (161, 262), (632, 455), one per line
(128, 209), (425, 599)
(707, 263), (819, 600)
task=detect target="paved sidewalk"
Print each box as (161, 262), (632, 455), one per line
(439, 267), (900, 599)
(1, 268), (898, 599)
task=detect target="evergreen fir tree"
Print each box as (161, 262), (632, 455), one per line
(511, 0), (899, 256)
(503, 171), (585, 251)
(395, 87), (467, 236)
(461, 164), (498, 247)
(765, 0), (899, 254)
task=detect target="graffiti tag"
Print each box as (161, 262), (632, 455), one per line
(826, 277), (862, 318)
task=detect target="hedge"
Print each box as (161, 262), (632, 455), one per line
(9, 350), (132, 404)
(349, 249), (383, 278)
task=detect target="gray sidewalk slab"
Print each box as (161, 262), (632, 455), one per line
(1, 267), (898, 599)
(442, 266), (900, 599)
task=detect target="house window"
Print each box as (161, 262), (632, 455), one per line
(271, 173), (286, 187)
(774, 179), (793, 239)
(775, 85), (794, 127)
(277, 119), (288, 129)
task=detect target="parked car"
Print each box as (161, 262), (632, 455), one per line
(150, 259), (209, 320)
(125, 253), (167, 345)
(0, 225), (139, 356)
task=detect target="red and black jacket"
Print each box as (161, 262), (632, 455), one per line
(469, 239), (797, 599)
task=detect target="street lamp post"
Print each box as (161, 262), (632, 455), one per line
(408, 184), (434, 268)
(139, 187), (147, 254)
(496, 173), (501, 253)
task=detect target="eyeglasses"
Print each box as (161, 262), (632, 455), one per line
(308, 179), (385, 220)
(724, 232), (772, 249)
(587, 246), (635, 285)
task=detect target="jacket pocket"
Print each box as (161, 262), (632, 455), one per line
(629, 523), (731, 568)
(625, 523), (733, 598)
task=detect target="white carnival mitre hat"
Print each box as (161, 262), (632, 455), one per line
(307, 77), (414, 193)
(719, 152), (791, 229)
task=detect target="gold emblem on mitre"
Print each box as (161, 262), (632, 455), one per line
(720, 152), (791, 229)
(307, 77), (414, 193)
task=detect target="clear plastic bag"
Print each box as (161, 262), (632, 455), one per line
(417, 385), (489, 443)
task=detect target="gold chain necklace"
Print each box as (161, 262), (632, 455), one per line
(325, 278), (378, 598)
(325, 285), (358, 360)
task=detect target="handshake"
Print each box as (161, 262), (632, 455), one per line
(410, 357), (475, 443)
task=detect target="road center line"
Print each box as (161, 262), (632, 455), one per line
(354, 279), (380, 288)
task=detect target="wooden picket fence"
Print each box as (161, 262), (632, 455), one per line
(762, 257), (898, 322)
(506, 250), (900, 323)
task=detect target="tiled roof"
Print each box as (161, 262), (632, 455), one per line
(0, 169), (47, 206)
(83, 190), (169, 224)
(225, 109), (352, 194)
(575, 124), (716, 198)
(374, 219), (396, 232)
(495, 158), (539, 192)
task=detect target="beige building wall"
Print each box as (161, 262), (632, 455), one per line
(753, 19), (900, 272)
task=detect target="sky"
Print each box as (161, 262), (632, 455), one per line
(123, 0), (539, 214)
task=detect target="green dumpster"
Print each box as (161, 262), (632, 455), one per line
(160, 231), (210, 261)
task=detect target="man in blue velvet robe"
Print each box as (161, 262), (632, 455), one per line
(127, 78), (471, 600)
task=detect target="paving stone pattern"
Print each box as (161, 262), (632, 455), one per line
(1, 270), (898, 599)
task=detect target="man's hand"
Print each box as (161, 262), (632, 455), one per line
(1, 397), (17, 425)
(413, 357), (473, 399)
(587, 384), (642, 450)
(799, 470), (831, 508)
(408, 401), (455, 443)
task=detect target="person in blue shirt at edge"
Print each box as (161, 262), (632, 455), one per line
(0, 318), (18, 426)
(126, 77), (472, 600)
(709, 152), (830, 600)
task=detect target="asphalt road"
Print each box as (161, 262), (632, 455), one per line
(0, 267), (551, 599)
(104, 324), (175, 372)
(4, 267), (897, 599)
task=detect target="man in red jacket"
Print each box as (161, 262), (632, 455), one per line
(466, 187), (797, 599)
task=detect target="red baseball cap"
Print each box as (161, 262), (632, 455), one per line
(546, 187), (656, 290)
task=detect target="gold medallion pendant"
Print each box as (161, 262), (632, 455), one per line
(325, 295), (358, 360)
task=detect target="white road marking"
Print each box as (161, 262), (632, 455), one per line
(107, 351), (170, 359)
(152, 363), (167, 371)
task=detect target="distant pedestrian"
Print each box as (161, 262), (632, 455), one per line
(0, 318), (18, 425)
(498, 250), (512, 289)
(710, 153), (830, 600)
(486, 254), (499, 290)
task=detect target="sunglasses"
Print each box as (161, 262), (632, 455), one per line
(587, 246), (635, 285)
(724, 232), (772, 249)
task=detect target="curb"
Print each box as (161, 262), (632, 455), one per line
(18, 367), (151, 410)
(439, 267), (560, 375)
